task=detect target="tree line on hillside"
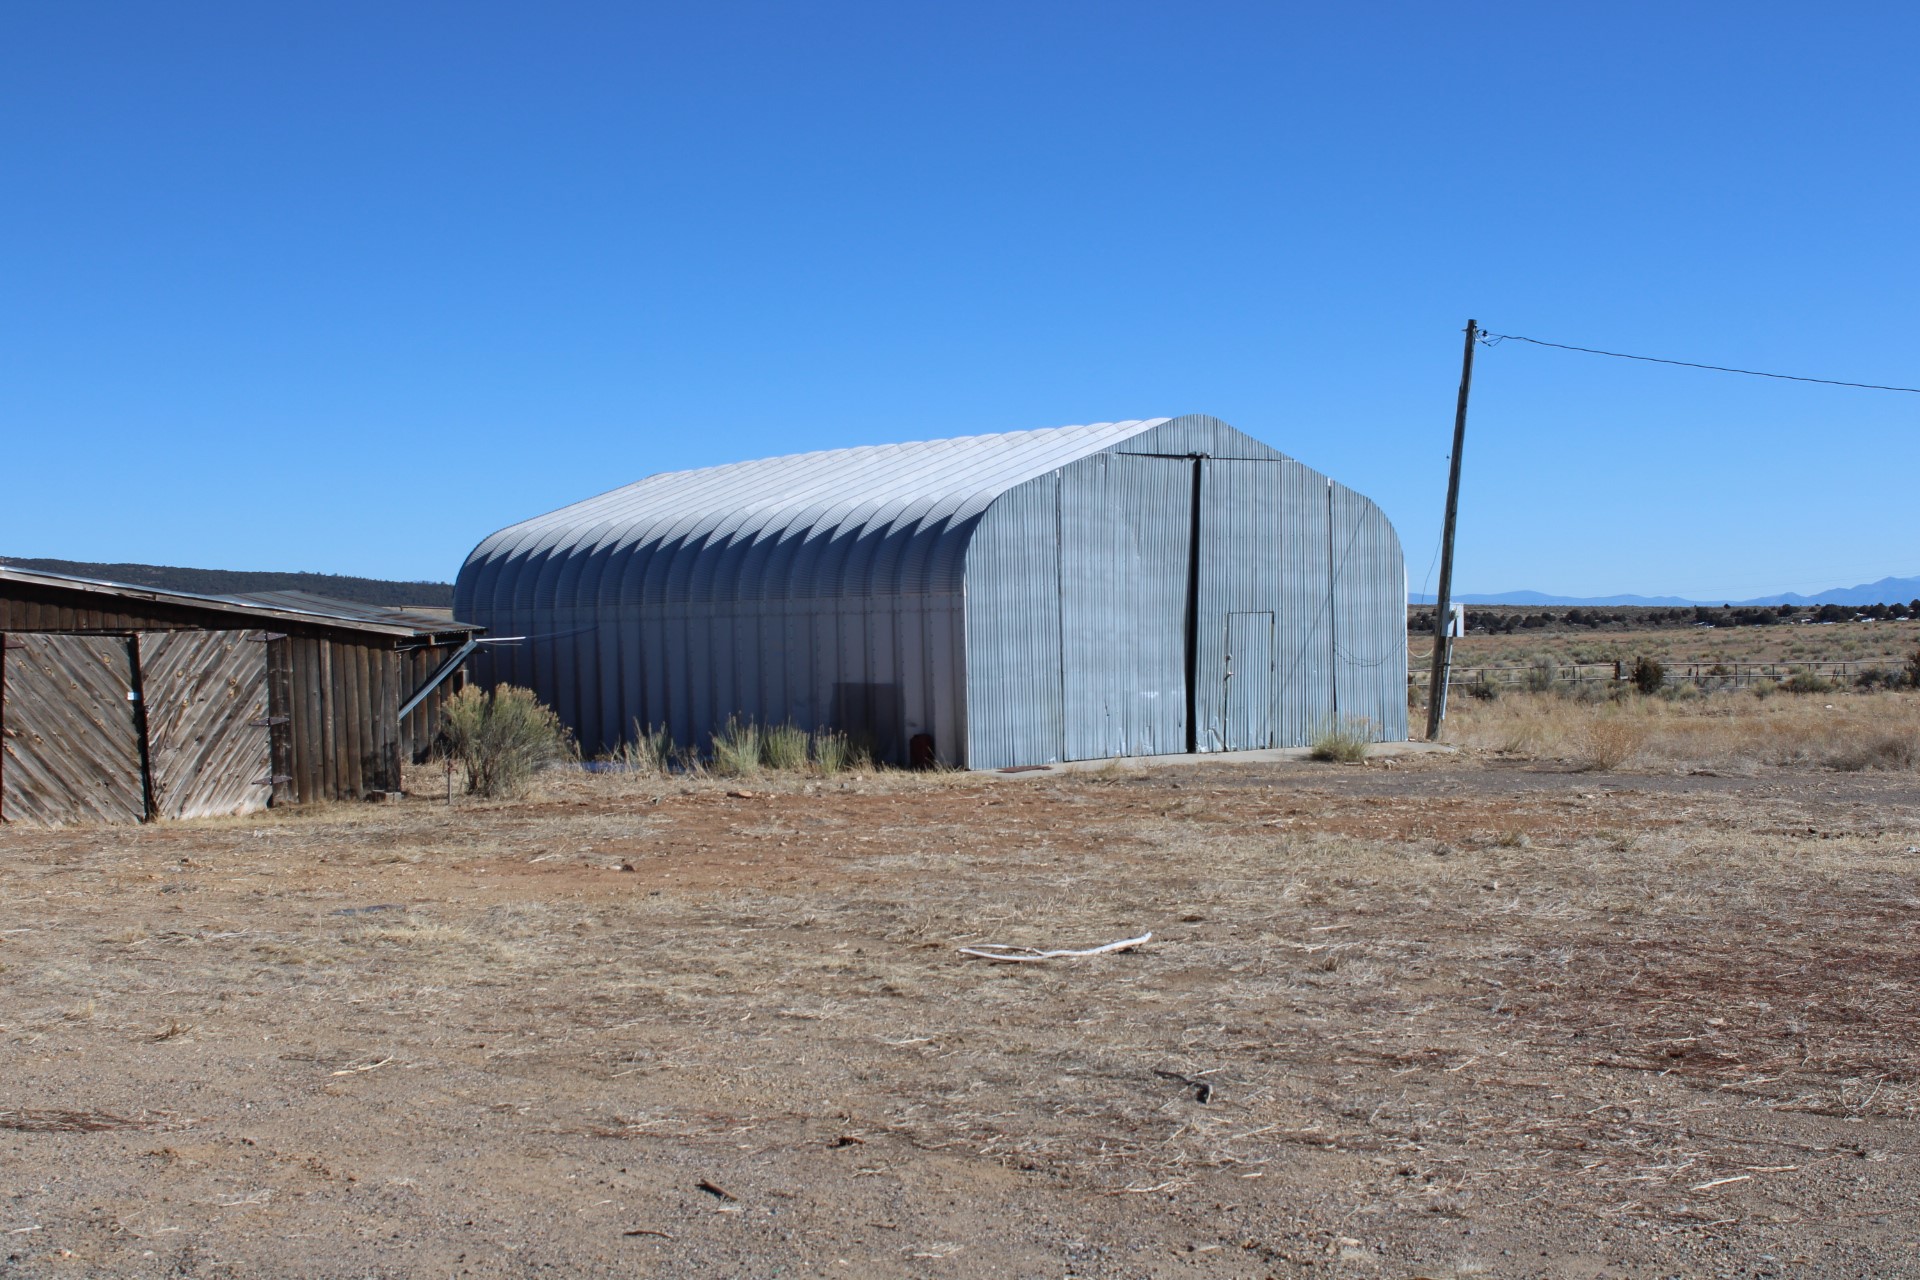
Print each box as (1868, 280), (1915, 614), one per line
(0, 556), (454, 607)
(1409, 601), (1920, 635)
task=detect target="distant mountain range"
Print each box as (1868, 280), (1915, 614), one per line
(0, 556), (454, 607)
(1413, 574), (1920, 609)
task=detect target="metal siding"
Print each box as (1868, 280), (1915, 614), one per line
(1331, 486), (1409, 740)
(1273, 463), (1338, 746)
(1, 634), (146, 826)
(138, 630), (271, 819)
(1058, 454), (1191, 761)
(961, 475), (1064, 769)
(1112, 414), (1289, 462)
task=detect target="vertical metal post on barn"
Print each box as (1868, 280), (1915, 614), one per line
(1425, 319), (1478, 740)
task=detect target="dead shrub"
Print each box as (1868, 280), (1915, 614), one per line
(601, 721), (677, 774)
(1571, 713), (1646, 771)
(1826, 730), (1919, 772)
(1309, 718), (1373, 763)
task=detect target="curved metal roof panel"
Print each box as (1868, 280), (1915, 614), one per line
(457, 420), (1172, 613)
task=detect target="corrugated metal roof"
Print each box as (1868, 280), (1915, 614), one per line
(228, 591), (464, 635)
(460, 421), (1175, 601)
(0, 567), (478, 639)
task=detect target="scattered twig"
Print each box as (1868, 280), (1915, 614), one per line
(622, 1228), (674, 1238)
(696, 1179), (736, 1201)
(1689, 1174), (1752, 1191)
(1098, 1178), (1191, 1195)
(330, 1057), (393, 1076)
(958, 932), (1151, 962)
(0, 1109), (191, 1134)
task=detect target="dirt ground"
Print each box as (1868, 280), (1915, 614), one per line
(3, 743), (1917, 1278)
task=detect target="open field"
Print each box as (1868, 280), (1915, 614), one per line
(1414, 619), (1920, 674)
(4, 703), (1919, 1279)
(1442, 688), (1920, 775)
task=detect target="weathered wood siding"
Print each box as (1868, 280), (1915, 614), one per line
(139, 630), (272, 819)
(398, 642), (467, 762)
(1, 575), (481, 813)
(267, 637), (411, 803)
(0, 634), (146, 825)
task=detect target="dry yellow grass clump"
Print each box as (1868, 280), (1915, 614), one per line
(1444, 687), (1920, 773)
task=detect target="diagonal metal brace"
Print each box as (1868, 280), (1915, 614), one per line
(397, 637), (480, 722)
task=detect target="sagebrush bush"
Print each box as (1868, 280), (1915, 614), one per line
(1784, 668), (1838, 695)
(442, 685), (575, 798)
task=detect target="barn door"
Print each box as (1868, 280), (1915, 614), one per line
(0, 634), (147, 825)
(137, 631), (272, 819)
(1195, 458), (1333, 750)
(1223, 612), (1274, 750)
(1058, 454), (1194, 761)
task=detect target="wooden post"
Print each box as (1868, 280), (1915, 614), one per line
(1425, 319), (1478, 740)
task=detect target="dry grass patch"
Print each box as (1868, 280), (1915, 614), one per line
(1449, 687), (1920, 774)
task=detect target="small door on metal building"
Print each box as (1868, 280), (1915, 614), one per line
(138, 631), (272, 819)
(1223, 612), (1274, 750)
(0, 634), (147, 825)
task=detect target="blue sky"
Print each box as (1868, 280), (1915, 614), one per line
(4, 2), (1914, 598)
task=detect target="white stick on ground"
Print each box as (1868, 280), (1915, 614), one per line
(957, 932), (1151, 962)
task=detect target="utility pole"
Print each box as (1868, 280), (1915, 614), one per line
(1425, 319), (1478, 740)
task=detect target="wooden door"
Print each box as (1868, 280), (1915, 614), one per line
(138, 630), (272, 819)
(0, 634), (146, 825)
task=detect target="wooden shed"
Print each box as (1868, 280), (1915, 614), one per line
(0, 568), (482, 825)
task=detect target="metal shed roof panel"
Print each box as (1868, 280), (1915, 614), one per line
(458, 420), (1173, 608)
(0, 568), (479, 639)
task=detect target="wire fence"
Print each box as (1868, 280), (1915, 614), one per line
(1408, 659), (1901, 693)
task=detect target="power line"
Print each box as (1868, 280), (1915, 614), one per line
(1480, 332), (1920, 395)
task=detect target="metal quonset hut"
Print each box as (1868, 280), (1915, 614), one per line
(456, 415), (1406, 769)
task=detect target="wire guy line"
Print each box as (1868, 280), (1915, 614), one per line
(1481, 332), (1920, 394)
